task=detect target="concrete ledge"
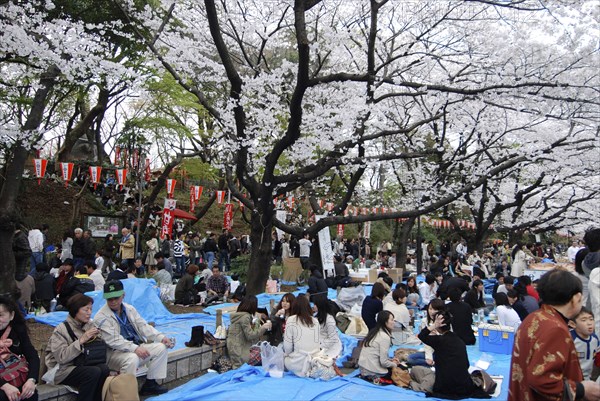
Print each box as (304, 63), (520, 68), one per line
(38, 343), (226, 401)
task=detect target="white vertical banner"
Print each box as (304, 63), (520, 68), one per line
(275, 210), (287, 240)
(315, 215), (335, 278)
(363, 221), (371, 239)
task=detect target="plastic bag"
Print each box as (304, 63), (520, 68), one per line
(260, 341), (284, 378)
(265, 280), (278, 294)
(337, 286), (366, 312)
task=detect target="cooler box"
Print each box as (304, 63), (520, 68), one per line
(478, 323), (515, 354)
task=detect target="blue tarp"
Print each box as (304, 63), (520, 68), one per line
(147, 344), (511, 401)
(32, 278), (228, 351)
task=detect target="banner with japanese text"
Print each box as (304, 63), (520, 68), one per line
(160, 198), (177, 240)
(315, 215), (335, 278)
(223, 203), (234, 230)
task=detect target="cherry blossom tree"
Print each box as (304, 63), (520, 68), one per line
(114, 0), (599, 294)
(0, 0), (137, 297)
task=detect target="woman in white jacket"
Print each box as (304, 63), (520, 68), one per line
(358, 310), (399, 381)
(314, 295), (342, 358)
(283, 295), (321, 377)
(511, 243), (529, 278)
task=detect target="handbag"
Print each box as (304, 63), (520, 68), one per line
(391, 366), (411, 388)
(102, 374), (139, 401)
(203, 330), (220, 346)
(0, 326), (29, 388)
(64, 322), (107, 366)
(248, 345), (262, 366)
(471, 369), (497, 395)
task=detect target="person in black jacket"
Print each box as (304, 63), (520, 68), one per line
(0, 296), (40, 401)
(33, 262), (55, 313)
(13, 226), (32, 281)
(507, 289), (529, 321)
(307, 266), (328, 301)
(217, 229), (230, 271)
(437, 275), (470, 300)
(361, 282), (386, 330)
(416, 311), (487, 399)
(203, 233), (218, 269)
(58, 266), (95, 308)
(446, 288), (476, 345)
(464, 279), (486, 312)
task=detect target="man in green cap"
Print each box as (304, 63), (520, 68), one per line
(95, 280), (174, 396)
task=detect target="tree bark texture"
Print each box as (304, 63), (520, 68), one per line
(0, 66), (60, 298)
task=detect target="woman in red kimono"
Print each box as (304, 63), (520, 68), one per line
(509, 269), (599, 401)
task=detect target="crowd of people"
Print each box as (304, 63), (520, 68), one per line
(7, 216), (600, 401)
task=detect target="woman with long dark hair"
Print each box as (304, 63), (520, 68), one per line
(227, 295), (272, 368)
(314, 295), (342, 358)
(358, 310), (399, 381)
(269, 293), (295, 346)
(405, 276), (421, 310)
(407, 299), (447, 367)
(283, 295), (320, 377)
(0, 297), (40, 401)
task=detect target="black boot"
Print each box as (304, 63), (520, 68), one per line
(140, 379), (168, 395)
(185, 325), (204, 347)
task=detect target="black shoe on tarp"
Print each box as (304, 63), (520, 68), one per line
(140, 379), (168, 395)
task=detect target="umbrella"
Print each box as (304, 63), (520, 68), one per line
(158, 208), (198, 220)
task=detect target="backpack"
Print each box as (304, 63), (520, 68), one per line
(102, 374), (139, 401)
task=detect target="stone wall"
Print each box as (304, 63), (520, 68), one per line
(38, 343), (226, 401)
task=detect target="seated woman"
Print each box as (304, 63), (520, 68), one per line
(413, 311), (488, 398)
(446, 288), (476, 345)
(152, 261), (172, 286)
(314, 295), (342, 359)
(227, 295), (272, 369)
(494, 292), (521, 329)
(357, 310), (399, 382)
(283, 296), (321, 377)
(269, 293), (295, 346)
(383, 288), (411, 329)
(0, 297), (40, 401)
(407, 299), (446, 367)
(174, 264), (200, 305)
(361, 282), (386, 330)
(46, 294), (110, 401)
(405, 276), (421, 311)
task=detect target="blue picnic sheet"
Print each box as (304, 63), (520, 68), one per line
(147, 342), (510, 401)
(31, 278), (227, 351)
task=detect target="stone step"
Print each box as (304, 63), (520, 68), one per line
(38, 343), (226, 401)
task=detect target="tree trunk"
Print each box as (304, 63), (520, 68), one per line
(395, 217), (416, 270)
(245, 190), (276, 296)
(246, 211), (273, 296)
(71, 181), (89, 227)
(56, 87), (109, 162)
(0, 66), (60, 298)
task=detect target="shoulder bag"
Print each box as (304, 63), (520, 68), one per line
(0, 326), (29, 388)
(64, 321), (107, 366)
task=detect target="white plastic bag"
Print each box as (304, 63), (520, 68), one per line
(260, 341), (285, 378)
